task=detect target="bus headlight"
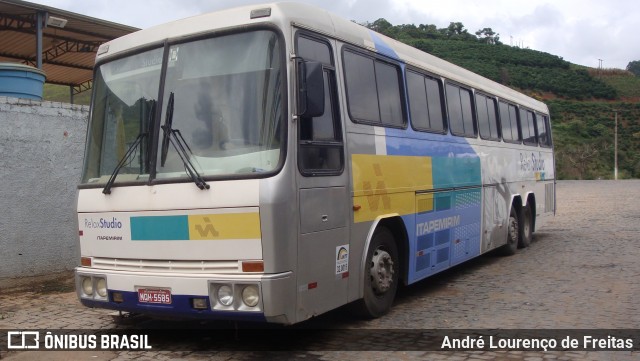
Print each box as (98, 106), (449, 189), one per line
(81, 276), (93, 296)
(96, 277), (108, 298)
(217, 285), (234, 306)
(241, 285), (259, 307)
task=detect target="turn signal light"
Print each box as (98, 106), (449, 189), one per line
(241, 260), (264, 273)
(80, 257), (92, 267)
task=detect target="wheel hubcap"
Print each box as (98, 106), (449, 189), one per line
(370, 248), (394, 295)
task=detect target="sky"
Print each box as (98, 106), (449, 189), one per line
(30, 0), (638, 69)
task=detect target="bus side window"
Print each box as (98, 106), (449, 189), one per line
(476, 93), (500, 141)
(499, 101), (521, 143)
(296, 34), (344, 175)
(521, 109), (538, 146)
(407, 70), (445, 133)
(536, 113), (552, 147)
(343, 49), (405, 127)
(446, 83), (476, 137)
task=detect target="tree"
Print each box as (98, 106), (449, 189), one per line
(442, 22), (475, 41)
(418, 24), (441, 39)
(444, 22), (464, 36)
(557, 142), (607, 180)
(475, 27), (501, 44)
(368, 18), (393, 35)
(627, 60), (640, 76)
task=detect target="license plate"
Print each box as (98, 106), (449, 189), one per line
(137, 288), (172, 304)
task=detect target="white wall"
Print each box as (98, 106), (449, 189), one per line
(0, 96), (88, 287)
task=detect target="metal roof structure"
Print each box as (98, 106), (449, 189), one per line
(0, 0), (138, 95)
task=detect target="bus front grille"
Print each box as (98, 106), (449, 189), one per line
(90, 257), (240, 273)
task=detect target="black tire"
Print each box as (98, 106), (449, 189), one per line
(499, 207), (519, 256)
(518, 204), (533, 248)
(357, 227), (399, 318)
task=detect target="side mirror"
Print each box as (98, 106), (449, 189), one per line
(297, 60), (324, 118)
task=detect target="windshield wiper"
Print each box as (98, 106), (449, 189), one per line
(102, 132), (147, 195)
(160, 92), (210, 190)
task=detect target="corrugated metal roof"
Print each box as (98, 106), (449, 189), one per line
(0, 0), (138, 92)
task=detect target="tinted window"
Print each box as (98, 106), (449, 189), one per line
(375, 61), (403, 126)
(407, 71), (429, 129)
(537, 114), (552, 147)
(446, 83), (475, 137)
(476, 93), (499, 140)
(297, 35), (343, 175)
(446, 84), (463, 134)
(297, 36), (332, 65)
(425, 78), (445, 131)
(407, 70), (445, 132)
(343, 49), (405, 127)
(301, 74), (336, 141)
(343, 51), (379, 122)
(499, 101), (521, 143)
(521, 109), (537, 145)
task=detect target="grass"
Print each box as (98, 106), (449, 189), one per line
(598, 75), (640, 99)
(43, 83), (92, 105)
(585, 68), (640, 99)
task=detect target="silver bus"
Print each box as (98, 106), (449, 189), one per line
(76, 2), (555, 324)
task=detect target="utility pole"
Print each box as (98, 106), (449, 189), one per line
(614, 110), (618, 180)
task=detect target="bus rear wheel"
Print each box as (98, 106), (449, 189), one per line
(499, 207), (519, 256)
(519, 204), (533, 248)
(358, 227), (399, 318)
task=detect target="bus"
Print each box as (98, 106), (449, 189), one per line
(75, 2), (555, 325)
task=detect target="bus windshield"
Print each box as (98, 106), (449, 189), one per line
(82, 30), (284, 185)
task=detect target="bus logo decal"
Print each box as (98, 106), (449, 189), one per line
(362, 179), (391, 211)
(193, 217), (219, 238)
(416, 215), (461, 236)
(129, 213), (260, 241)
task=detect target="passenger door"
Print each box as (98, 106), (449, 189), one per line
(294, 32), (350, 320)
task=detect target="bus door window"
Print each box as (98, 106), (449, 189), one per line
(296, 35), (344, 175)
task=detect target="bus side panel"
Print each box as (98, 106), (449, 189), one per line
(346, 125), (484, 287)
(384, 128), (482, 284)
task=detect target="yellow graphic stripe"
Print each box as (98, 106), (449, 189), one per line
(352, 154), (433, 223)
(188, 213), (261, 240)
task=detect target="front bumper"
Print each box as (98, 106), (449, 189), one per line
(75, 267), (294, 324)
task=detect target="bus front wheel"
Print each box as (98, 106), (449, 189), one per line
(358, 227), (399, 318)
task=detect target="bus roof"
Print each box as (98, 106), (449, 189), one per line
(97, 1), (548, 114)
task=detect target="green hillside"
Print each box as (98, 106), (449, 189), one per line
(590, 68), (640, 99)
(549, 100), (640, 179)
(409, 39), (617, 100)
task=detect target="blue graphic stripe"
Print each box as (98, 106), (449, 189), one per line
(369, 31), (399, 60)
(130, 215), (189, 241)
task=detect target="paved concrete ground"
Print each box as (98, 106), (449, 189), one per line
(0, 180), (638, 360)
